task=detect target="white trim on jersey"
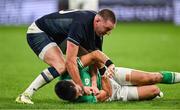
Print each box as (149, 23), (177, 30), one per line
(27, 22), (43, 33)
(59, 9), (79, 14)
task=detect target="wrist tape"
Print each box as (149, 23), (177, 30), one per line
(105, 59), (113, 67)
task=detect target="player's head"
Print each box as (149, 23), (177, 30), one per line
(55, 80), (81, 101)
(94, 9), (116, 36)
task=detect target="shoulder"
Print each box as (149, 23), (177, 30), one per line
(95, 35), (103, 51)
(83, 10), (97, 16)
(76, 10), (96, 16)
(75, 10), (96, 23)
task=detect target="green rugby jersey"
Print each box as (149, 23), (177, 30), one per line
(60, 66), (102, 103)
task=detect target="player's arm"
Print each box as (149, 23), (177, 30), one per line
(79, 50), (114, 68)
(79, 50), (115, 78)
(89, 65), (100, 95)
(91, 50), (115, 77)
(96, 76), (112, 102)
(66, 41), (87, 94)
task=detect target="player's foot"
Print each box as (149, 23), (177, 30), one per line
(15, 93), (34, 104)
(155, 91), (164, 99)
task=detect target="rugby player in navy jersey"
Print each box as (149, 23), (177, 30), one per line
(15, 9), (116, 104)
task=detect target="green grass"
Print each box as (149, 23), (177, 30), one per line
(0, 22), (180, 109)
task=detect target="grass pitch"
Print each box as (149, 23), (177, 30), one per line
(0, 22), (180, 109)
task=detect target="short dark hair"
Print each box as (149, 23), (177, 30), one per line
(98, 9), (116, 24)
(55, 80), (77, 101)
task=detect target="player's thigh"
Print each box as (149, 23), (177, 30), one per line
(137, 85), (160, 100)
(109, 84), (139, 101)
(113, 67), (133, 85)
(43, 45), (65, 67)
(27, 32), (65, 68)
(114, 67), (154, 85)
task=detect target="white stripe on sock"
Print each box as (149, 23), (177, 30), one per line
(43, 69), (54, 81)
(174, 72), (180, 83)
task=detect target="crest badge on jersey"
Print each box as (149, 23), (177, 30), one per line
(85, 78), (90, 85)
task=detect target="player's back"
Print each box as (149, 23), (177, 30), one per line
(35, 10), (96, 43)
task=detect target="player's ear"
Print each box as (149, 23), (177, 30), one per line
(95, 15), (101, 23)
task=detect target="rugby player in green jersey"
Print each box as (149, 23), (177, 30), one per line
(55, 50), (180, 102)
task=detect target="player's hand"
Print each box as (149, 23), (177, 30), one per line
(91, 86), (100, 95)
(105, 64), (115, 78)
(83, 86), (93, 95)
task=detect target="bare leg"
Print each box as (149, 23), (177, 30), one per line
(137, 85), (160, 100)
(128, 70), (180, 85)
(115, 67), (180, 86)
(129, 70), (163, 86)
(26, 46), (66, 93)
(16, 46), (66, 104)
(43, 46), (66, 74)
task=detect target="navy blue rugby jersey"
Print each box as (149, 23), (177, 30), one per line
(35, 10), (103, 51)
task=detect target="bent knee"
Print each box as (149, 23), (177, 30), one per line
(51, 61), (66, 74)
(150, 85), (160, 96)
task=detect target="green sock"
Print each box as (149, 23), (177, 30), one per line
(160, 71), (175, 84)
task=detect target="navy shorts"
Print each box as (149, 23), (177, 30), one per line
(27, 32), (57, 60)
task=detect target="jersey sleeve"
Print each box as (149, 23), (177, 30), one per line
(95, 36), (103, 51)
(67, 22), (85, 45)
(97, 71), (102, 90)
